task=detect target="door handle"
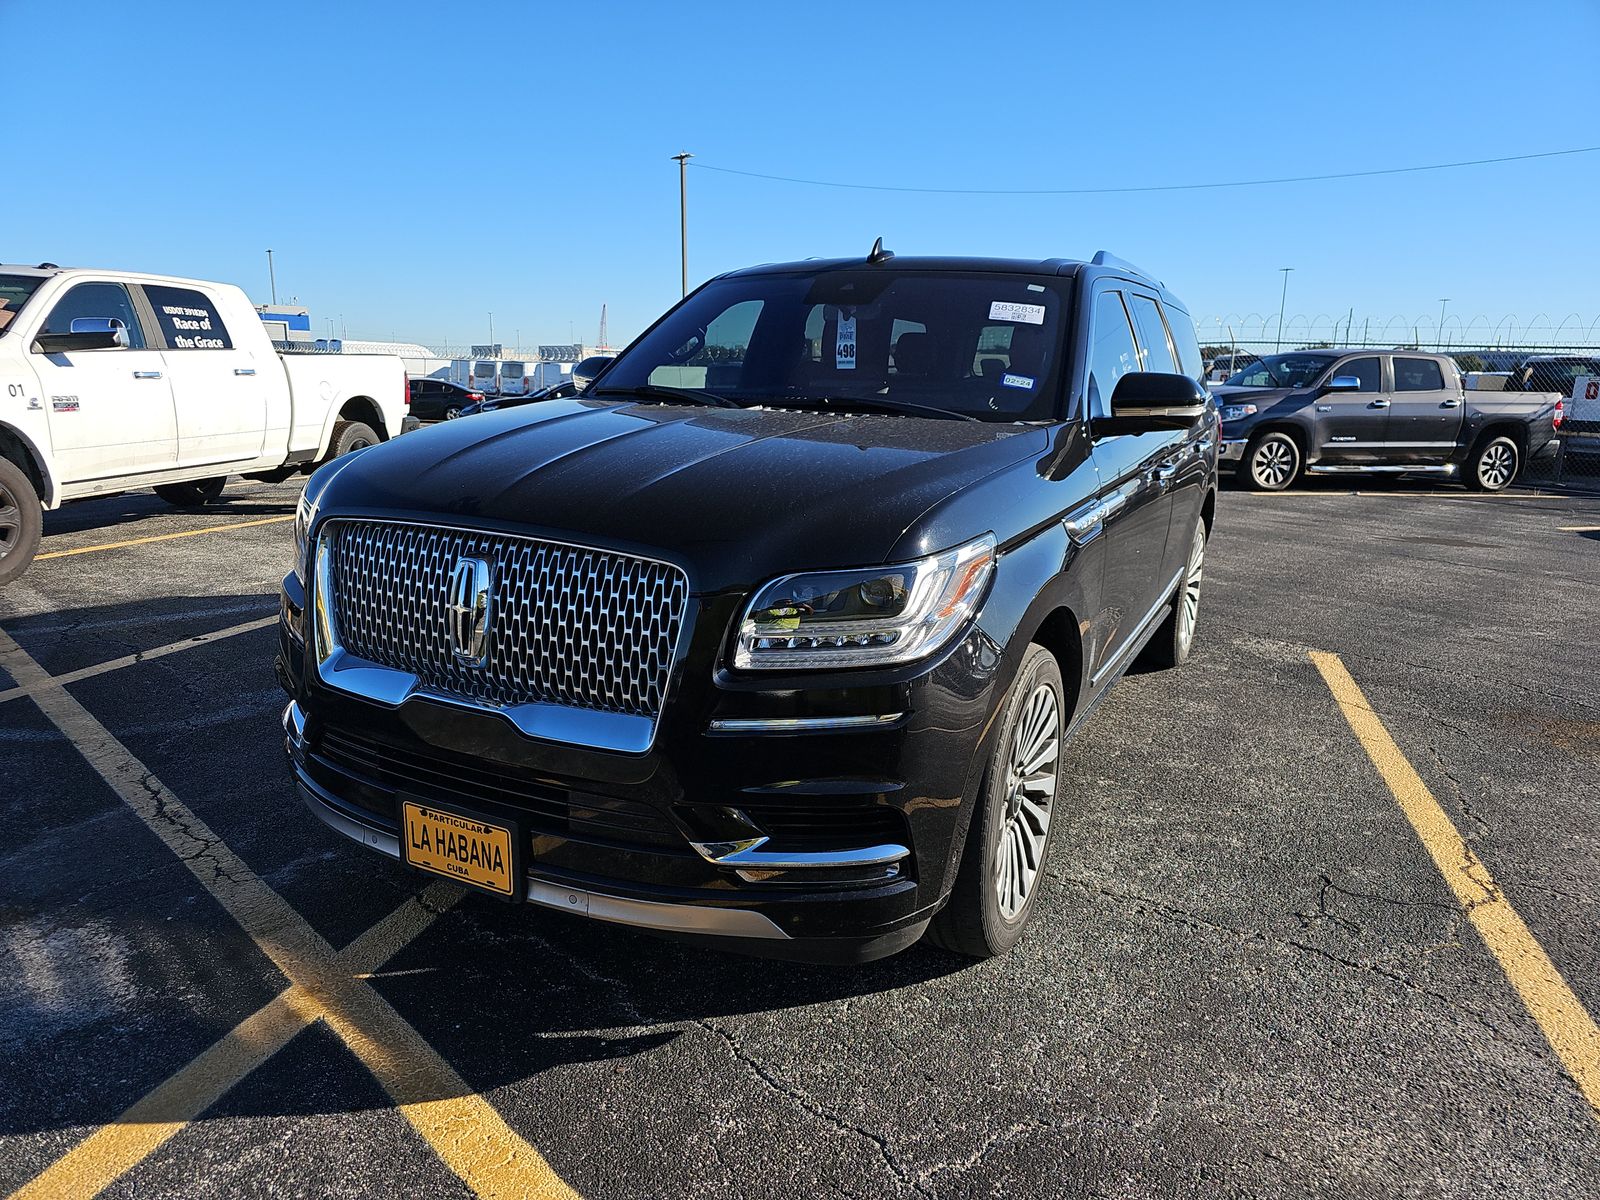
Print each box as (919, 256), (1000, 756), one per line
(1442, 398), (1462, 408)
(234, 367), (257, 376)
(1154, 462), (1179, 482)
(1368, 398), (1390, 409)
(132, 370), (163, 379)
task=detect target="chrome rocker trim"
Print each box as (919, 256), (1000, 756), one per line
(284, 702), (791, 942)
(706, 714), (904, 734)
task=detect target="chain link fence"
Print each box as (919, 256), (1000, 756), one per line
(1202, 340), (1600, 493)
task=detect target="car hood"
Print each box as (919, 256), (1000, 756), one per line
(314, 399), (1049, 592)
(1210, 385), (1297, 405)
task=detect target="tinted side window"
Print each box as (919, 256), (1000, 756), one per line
(1337, 357), (1382, 392)
(41, 282), (148, 349)
(1127, 294), (1177, 374)
(1162, 304), (1205, 382)
(1394, 358), (1445, 392)
(1087, 290), (1140, 418)
(144, 285), (233, 350)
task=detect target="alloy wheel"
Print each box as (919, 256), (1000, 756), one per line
(1176, 526), (1206, 656)
(1252, 438), (1296, 488)
(1480, 442), (1516, 489)
(993, 683), (1060, 921)
(0, 480), (18, 561)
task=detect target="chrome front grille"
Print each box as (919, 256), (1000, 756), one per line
(325, 519), (689, 718)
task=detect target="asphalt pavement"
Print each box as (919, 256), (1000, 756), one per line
(1, 475), (1597, 1198)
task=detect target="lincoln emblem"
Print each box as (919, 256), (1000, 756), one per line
(446, 556), (493, 666)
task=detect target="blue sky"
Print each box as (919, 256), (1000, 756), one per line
(7, 0), (1599, 350)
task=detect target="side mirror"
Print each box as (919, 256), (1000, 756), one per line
(34, 316), (130, 354)
(1325, 375), (1361, 392)
(1096, 372), (1210, 432)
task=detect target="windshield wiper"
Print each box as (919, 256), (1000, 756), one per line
(591, 384), (743, 409)
(770, 395), (978, 423)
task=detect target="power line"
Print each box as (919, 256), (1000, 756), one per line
(688, 145), (1600, 197)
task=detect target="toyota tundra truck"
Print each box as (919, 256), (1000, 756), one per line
(0, 264), (407, 583)
(278, 248), (1219, 963)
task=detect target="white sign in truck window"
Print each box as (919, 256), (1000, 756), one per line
(835, 314), (857, 370)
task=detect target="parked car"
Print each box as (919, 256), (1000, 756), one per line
(407, 378), (484, 421)
(277, 248), (1218, 963)
(1204, 351), (1257, 382)
(457, 355), (614, 417)
(0, 264), (406, 584)
(1504, 355), (1600, 397)
(1213, 349), (1560, 491)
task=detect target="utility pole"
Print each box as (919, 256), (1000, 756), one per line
(1275, 268), (1293, 351)
(488, 312), (494, 348)
(266, 249), (277, 305)
(1437, 299), (1450, 351)
(672, 152), (693, 296)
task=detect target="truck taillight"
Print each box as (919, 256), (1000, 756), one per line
(1554, 399), (1564, 431)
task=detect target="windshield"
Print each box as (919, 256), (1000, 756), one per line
(1226, 353), (1338, 389)
(0, 274), (46, 337)
(598, 269), (1072, 421)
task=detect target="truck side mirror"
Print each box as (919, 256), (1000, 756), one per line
(1325, 375), (1361, 392)
(34, 316), (130, 354)
(1096, 372), (1210, 433)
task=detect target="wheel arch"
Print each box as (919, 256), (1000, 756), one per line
(337, 397), (389, 441)
(0, 422), (56, 508)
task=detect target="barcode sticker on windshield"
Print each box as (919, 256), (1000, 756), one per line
(835, 314), (857, 370)
(990, 301), (1046, 325)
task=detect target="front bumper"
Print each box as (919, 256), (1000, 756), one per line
(1219, 437), (1248, 463)
(276, 569), (1002, 963)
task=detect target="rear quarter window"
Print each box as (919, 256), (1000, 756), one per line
(143, 285), (233, 350)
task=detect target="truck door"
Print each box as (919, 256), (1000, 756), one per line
(29, 280), (177, 483)
(1386, 356), (1462, 462)
(1084, 287), (1184, 675)
(143, 284), (267, 469)
(1312, 355), (1387, 460)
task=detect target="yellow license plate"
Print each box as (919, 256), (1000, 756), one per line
(400, 801), (517, 897)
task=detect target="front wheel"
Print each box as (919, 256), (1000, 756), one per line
(153, 477), (227, 508)
(1240, 431), (1301, 491)
(927, 644), (1065, 959)
(1466, 435), (1519, 492)
(0, 456), (43, 586)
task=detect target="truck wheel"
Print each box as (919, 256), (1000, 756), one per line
(1240, 431), (1300, 491)
(153, 477), (227, 508)
(0, 456), (43, 586)
(1140, 519), (1207, 670)
(927, 644), (1065, 959)
(1466, 435), (1519, 492)
(329, 421), (379, 458)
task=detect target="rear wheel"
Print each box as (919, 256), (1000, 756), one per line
(1466, 435), (1519, 492)
(329, 421), (379, 458)
(1241, 431), (1300, 491)
(928, 645), (1065, 959)
(153, 477), (227, 508)
(444, 406), (463, 420)
(1140, 519), (1207, 670)
(0, 456), (43, 586)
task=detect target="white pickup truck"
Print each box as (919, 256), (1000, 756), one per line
(0, 264), (407, 583)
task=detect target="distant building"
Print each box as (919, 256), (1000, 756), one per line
(256, 305), (312, 344)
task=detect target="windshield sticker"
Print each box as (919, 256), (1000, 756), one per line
(1026, 283), (1046, 292)
(1002, 373), (1035, 390)
(835, 314), (857, 370)
(989, 301), (1046, 326)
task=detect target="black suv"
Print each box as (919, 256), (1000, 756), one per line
(277, 249), (1218, 963)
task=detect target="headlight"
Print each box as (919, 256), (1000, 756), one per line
(733, 534), (996, 671)
(1220, 403), (1258, 422)
(292, 488), (316, 582)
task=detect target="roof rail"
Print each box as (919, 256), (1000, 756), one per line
(1090, 250), (1159, 283)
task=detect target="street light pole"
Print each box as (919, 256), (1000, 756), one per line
(672, 152), (693, 296)
(488, 312), (494, 348)
(1275, 267), (1293, 351)
(266, 249), (277, 305)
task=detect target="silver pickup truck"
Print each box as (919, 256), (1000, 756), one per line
(1211, 349), (1560, 491)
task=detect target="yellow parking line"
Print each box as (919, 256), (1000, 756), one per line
(0, 615), (277, 706)
(0, 629), (580, 1200)
(36, 515), (294, 560)
(1311, 651), (1600, 1124)
(13, 884), (463, 1200)
(1558, 525), (1600, 533)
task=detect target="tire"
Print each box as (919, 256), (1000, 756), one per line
(1465, 434), (1519, 492)
(153, 477), (227, 508)
(1239, 430), (1301, 491)
(0, 456), (43, 586)
(444, 406), (462, 420)
(1140, 519), (1207, 670)
(329, 420), (379, 458)
(927, 644), (1066, 959)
